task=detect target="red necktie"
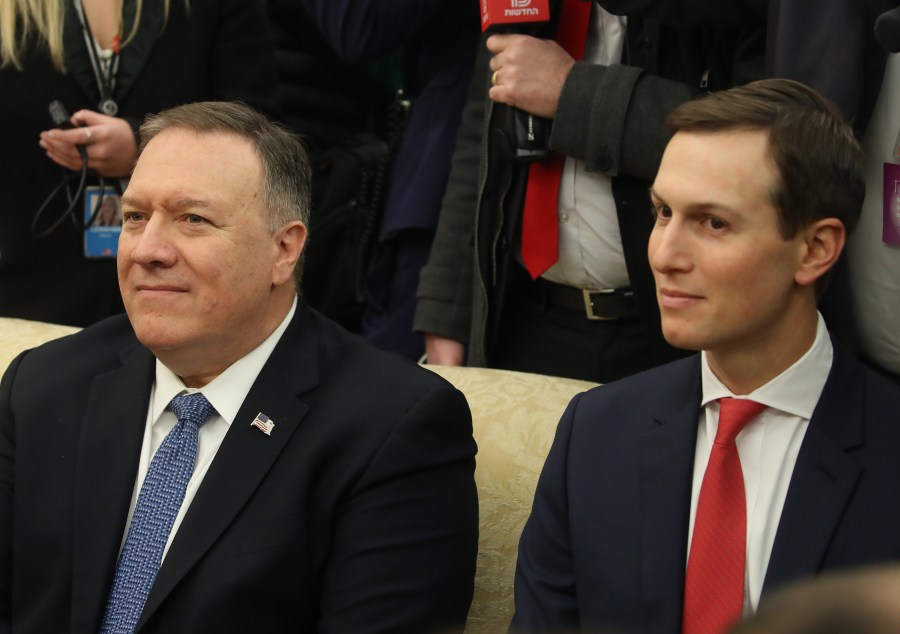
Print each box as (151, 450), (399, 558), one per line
(520, 0), (592, 280)
(682, 397), (767, 634)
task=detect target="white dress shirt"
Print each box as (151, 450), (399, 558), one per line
(687, 312), (833, 615)
(542, 6), (630, 290)
(120, 296), (298, 561)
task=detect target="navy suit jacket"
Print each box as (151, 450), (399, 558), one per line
(0, 304), (478, 633)
(512, 342), (900, 633)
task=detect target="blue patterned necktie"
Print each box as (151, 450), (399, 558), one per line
(100, 393), (214, 634)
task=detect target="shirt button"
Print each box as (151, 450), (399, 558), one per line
(559, 212), (569, 223)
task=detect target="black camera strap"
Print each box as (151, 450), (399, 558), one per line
(33, 0), (124, 240)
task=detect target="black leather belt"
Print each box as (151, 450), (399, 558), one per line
(538, 278), (638, 321)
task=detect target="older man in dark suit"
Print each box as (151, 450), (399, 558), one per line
(0, 101), (477, 633)
(511, 79), (900, 634)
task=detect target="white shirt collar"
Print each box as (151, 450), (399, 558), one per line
(150, 295), (298, 426)
(700, 312), (833, 419)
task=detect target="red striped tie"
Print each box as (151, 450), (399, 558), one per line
(682, 397), (767, 634)
(520, 0), (592, 279)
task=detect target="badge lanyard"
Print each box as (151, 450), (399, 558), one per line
(33, 2), (123, 242)
(72, 0), (121, 115)
(63, 0), (124, 255)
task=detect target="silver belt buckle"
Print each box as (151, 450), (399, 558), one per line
(582, 288), (617, 321)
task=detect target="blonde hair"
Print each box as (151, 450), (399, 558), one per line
(0, 0), (182, 71)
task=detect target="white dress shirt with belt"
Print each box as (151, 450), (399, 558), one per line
(543, 5), (630, 291)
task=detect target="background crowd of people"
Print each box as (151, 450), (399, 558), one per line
(2, 0), (897, 384)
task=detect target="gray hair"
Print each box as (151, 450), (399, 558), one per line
(139, 100), (312, 279)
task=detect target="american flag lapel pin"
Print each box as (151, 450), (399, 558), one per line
(250, 412), (275, 436)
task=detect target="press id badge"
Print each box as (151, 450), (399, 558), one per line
(84, 186), (122, 258)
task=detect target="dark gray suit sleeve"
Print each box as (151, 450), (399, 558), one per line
(317, 381), (478, 633)
(550, 61), (696, 182)
(510, 394), (582, 633)
(413, 39), (489, 343)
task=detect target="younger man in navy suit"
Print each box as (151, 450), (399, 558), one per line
(511, 79), (900, 634)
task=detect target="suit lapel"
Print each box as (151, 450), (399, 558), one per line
(115, 1), (165, 103)
(762, 345), (864, 596)
(640, 360), (702, 633)
(62, 2), (100, 104)
(138, 308), (320, 628)
(71, 342), (156, 633)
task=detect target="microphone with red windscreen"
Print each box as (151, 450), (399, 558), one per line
(481, 0), (555, 162)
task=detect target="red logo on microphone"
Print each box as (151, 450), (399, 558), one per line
(481, 0), (550, 30)
(509, 0), (538, 13)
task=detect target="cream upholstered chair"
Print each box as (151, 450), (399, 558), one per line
(424, 364), (598, 634)
(0, 317), (81, 373)
(0, 321), (598, 633)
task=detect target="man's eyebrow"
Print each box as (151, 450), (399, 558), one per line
(119, 196), (212, 211)
(647, 187), (738, 214)
(170, 198), (212, 212)
(119, 195), (142, 209)
(648, 187), (675, 206)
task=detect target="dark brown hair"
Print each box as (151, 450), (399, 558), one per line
(666, 78), (865, 240)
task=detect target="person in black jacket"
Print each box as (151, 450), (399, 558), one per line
(268, 0), (480, 360)
(0, 0), (279, 327)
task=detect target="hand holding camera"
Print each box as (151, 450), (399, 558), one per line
(39, 106), (137, 177)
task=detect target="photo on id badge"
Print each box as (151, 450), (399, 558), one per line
(84, 186), (122, 258)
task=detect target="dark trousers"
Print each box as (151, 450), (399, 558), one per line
(492, 267), (686, 383)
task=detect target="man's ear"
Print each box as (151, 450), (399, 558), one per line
(794, 218), (845, 288)
(272, 221), (307, 286)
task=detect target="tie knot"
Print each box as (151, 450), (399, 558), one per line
(715, 397), (766, 445)
(170, 393), (214, 430)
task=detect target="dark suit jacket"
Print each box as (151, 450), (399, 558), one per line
(0, 305), (478, 633)
(511, 342), (900, 633)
